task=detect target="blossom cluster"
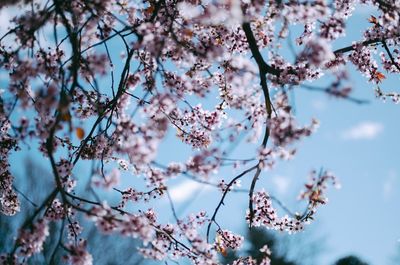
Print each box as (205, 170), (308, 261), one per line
(215, 229), (244, 251)
(269, 93), (319, 147)
(16, 219), (49, 258)
(246, 190), (305, 233)
(0, 116), (20, 216)
(247, 170), (339, 233)
(298, 170), (341, 211)
(230, 244), (271, 265)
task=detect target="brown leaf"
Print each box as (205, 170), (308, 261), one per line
(76, 127), (85, 140)
(182, 28), (193, 38)
(368, 15), (378, 25)
(60, 111), (71, 122)
(371, 70), (386, 83)
(144, 5), (155, 16)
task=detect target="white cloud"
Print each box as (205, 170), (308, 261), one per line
(272, 175), (291, 195)
(311, 99), (327, 111)
(342, 121), (383, 140)
(383, 170), (397, 200)
(169, 180), (205, 203)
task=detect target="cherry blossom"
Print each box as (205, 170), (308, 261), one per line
(64, 240), (93, 265)
(0, 0), (399, 264)
(17, 219), (49, 258)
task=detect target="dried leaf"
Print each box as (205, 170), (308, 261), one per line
(144, 5), (155, 16)
(371, 70), (386, 83)
(368, 15), (378, 25)
(60, 112), (71, 122)
(182, 28), (193, 38)
(76, 127), (85, 140)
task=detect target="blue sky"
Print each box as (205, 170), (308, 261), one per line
(1, 2), (400, 265)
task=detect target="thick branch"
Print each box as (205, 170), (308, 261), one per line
(242, 23), (280, 77)
(242, 21), (273, 227)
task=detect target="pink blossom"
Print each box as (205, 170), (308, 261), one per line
(17, 219), (49, 257)
(64, 240), (93, 265)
